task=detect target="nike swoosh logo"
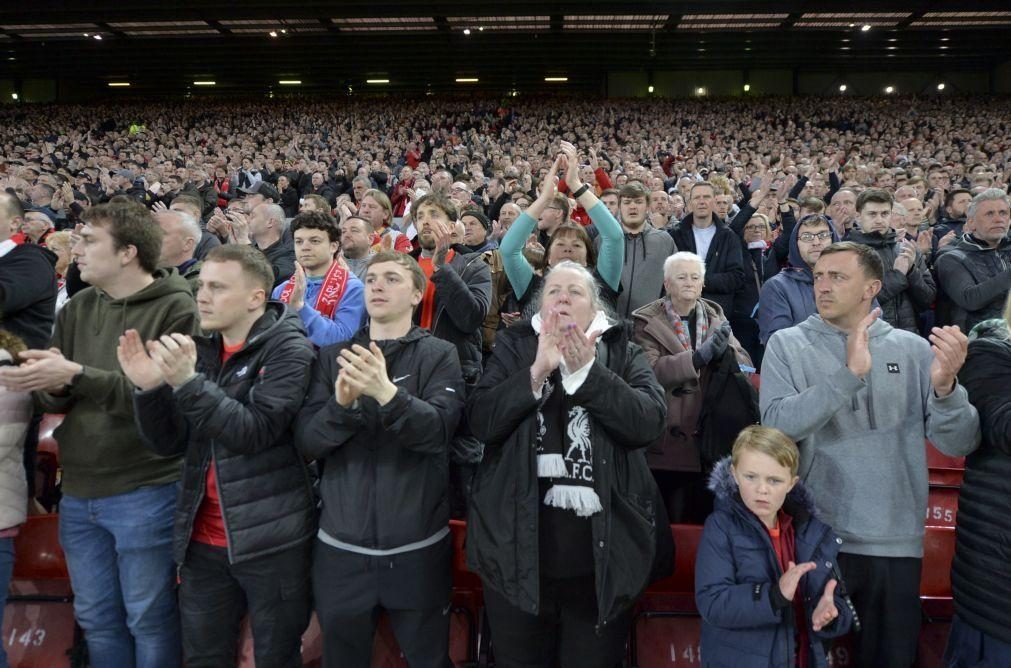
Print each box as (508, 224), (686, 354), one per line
(392, 375), (411, 383)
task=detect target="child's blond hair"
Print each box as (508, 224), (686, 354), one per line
(731, 425), (800, 477)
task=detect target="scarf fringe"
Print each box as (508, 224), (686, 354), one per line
(537, 454), (568, 478)
(543, 485), (603, 517)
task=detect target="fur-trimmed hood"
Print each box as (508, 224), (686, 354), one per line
(707, 455), (819, 520)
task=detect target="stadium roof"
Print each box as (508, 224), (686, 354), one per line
(1, 1), (1009, 94)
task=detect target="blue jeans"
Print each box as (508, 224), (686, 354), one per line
(0, 537), (14, 668)
(944, 614), (1011, 667)
(59, 483), (181, 668)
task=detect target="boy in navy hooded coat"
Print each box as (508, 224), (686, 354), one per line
(695, 426), (857, 667)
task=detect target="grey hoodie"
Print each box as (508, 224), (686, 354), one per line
(601, 226), (676, 319)
(760, 315), (980, 558)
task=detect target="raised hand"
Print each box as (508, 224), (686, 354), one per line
(337, 343), (397, 405)
(928, 325), (967, 398)
(811, 579), (839, 632)
(288, 262), (308, 310)
(116, 329), (164, 391)
(846, 307), (880, 379)
(778, 561), (817, 602)
(559, 322), (601, 371)
(146, 333), (198, 388)
(531, 309), (563, 388)
(893, 238), (917, 275)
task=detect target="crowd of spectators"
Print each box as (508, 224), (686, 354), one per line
(0, 92), (1009, 667)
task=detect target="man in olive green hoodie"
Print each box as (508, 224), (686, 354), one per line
(0, 199), (199, 667)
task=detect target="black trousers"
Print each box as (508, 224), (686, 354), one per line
(179, 540), (312, 668)
(483, 576), (630, 668)
(837, 553), (922, 668)
(312, 536), (453, 668)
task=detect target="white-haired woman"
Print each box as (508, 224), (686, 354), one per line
(467, 261), (668, 667)
(632, 252), (752, 524)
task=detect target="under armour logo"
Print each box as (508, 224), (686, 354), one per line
(886, 363), (900, 374)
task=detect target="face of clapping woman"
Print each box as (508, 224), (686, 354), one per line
(539, 265), (596, 332)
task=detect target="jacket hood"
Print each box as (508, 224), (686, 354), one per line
(950, 232), (1011, 254)
(846, 228), (896, 248)
(787, 219), (841, 275)
(799, 313), (893, 340)
(97, 267), (192, 305)
(351, 323), (433, 354)
(677, 213), (728, 230)
(707, 455), (819, 518)
(197, 301), (304, 354)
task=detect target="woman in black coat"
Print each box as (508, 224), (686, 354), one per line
(466, 260), (668, 668)
(945, 312), (1011, 667)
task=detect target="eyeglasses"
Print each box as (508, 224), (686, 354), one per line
(798, 231), (833, 242)
(743, 224), (767, 232)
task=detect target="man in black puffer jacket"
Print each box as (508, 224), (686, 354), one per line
(845, 189), (935, 333)
(296, 251), (464, 668)
(124, 244), (316, 668)
(946, 313), (1011, 666)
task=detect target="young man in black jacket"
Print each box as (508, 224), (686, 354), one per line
(119, 244), (316, 667)
(296, 251), (464, 668)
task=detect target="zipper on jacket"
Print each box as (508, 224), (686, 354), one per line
(180, 449), (212, 569)
(211, 445), (235, 563)
(866, 371), (877, 430)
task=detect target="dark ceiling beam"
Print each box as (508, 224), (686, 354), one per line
(206, 20), (231, 36)
(897, 11), (925, 29)
(95, 22), (125, 40)
(434, 16), (450, 34)
(319, 17), (338, 33)
(782, 13), (800, 29)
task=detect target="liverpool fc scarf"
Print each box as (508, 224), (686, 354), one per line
(530, 310), (612, 517)
(279, 261), (349, 319)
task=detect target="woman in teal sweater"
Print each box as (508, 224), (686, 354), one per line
(500, 141), (624, 320)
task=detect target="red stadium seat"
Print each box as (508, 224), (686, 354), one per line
(37, 414), (63, 458)
(633, 616), (701, 668)
(920, 526), (955, 619)
(926, 440), (964, 488)
(35, 414), (64, 510)
(925, 486), (959, 528)
(629, 525), (703, 667)
(6, 514), (80, 667)
(13, 514), (68, 581)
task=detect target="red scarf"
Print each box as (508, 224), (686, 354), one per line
(279, 260), (349, 319)
(417, 250), (454, 330)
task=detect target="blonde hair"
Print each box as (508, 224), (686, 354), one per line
(731, 425), (800, 476)
(0, 330), (27, 366)
(709, 173), (733, 197)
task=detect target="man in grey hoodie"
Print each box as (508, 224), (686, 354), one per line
(760, 241), (980, 668)
(601, 182), (676, 319)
